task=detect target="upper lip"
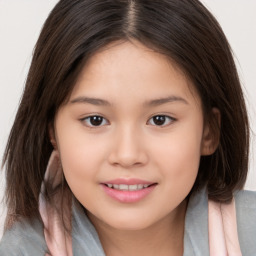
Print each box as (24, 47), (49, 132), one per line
(102, 178), (156, 185)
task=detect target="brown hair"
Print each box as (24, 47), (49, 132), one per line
(2, 0), (249, 228)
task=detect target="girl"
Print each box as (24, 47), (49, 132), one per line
(1, 0), (255, 255)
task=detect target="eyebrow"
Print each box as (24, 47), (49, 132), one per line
(70, 97), (111, 106)
(69, 95), (189, 106)
(144, 96), (189, 106)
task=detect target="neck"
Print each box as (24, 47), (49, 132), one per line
(88, 200), (187, 256)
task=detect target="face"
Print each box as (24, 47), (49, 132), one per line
(53, 40), (214, 231)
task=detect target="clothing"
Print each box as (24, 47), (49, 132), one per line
(0, 188), (255, 256)
(184, 188), (256, 256)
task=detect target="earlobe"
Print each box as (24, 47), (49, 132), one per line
(201, 108), (221, 156)
(48, 124), (58, 150)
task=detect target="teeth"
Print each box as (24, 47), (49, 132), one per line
(106, 184), (151, 191)
(119, 184), (129, 191)
(129, 185), (137, 191)
(138, 184), (143, 189)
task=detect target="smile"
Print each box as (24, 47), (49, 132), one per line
(105, 184), (151, 191)
(101, 179), (157, 203)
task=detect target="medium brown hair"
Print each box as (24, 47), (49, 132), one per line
(2, 0), (249, 228)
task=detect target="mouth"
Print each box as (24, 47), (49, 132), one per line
(103, 183), (156, 191)
(100, 179), (157, 203)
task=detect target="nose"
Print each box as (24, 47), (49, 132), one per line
(108, 126), (149, 168)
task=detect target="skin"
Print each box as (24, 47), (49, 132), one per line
(52, 40), (218, 256)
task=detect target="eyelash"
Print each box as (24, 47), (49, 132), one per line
(147, 115), (176, 127)
(80, 115), (109, 128)
(80, 115), (176, 128)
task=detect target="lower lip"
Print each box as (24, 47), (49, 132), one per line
(101, 184), (156, 203)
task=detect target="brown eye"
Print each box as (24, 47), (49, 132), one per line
(148, 115), (175, 126)
(82, 116), (108, 127)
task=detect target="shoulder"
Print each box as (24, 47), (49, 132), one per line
(234, 190), (256, 256)
(234, 189), (256, 208)
(0, 217), (48, 256)
(234, 189), (256, 219)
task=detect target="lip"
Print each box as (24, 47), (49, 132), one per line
(101, 178), (157, 203)
(103, 178), (154, 185)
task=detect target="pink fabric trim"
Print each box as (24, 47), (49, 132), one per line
(208, 199), (242, 256)
(39, 151), (73, 256)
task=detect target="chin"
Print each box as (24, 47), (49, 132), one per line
(100, 211), (162, 231)
(107, 219), (153, 231)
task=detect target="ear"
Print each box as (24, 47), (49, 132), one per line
(48, 124), (58, 150)
(201, 108), (221, 156)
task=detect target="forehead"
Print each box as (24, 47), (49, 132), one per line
(70, 40), (201, 108)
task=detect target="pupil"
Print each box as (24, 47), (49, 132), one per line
(91, 116), (103, 126)
(153, 115), (166, 125)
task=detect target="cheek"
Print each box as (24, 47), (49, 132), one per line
(56, 132), (108, 207)
(152, 122), (203, 181)
(154, 134), (201, 206)
(55, 121), (108, 186)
